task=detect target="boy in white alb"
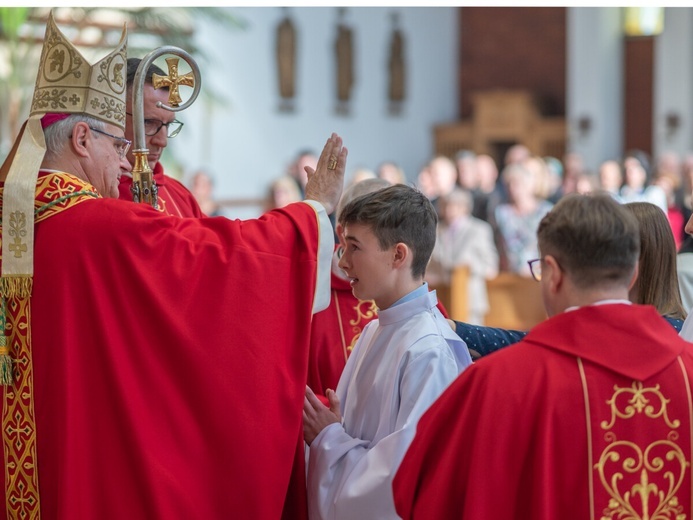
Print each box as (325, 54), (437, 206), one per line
(303, 184), (473, 520)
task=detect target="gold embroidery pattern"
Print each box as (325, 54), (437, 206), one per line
(2, 292), (40, 519)
(7, 212), (27, 259)
(1, 172), (99, 519)
(349, 300), (376, 327)
(347, 300), (376, 353)
(595, 381), (689, 519)
(41, 26), (83, 83)
(32, 88), (71, 111)
(35, 172), (101, 222)
(601, 381), (680, 430)
(346, 331), (361, 354)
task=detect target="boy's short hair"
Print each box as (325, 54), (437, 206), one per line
(338, 184), (437, 278)
(537, 193), (640, 288)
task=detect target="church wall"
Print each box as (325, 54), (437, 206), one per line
(459, 7), (566, 119)
(176, 7), (459, 219)
(566, 7), (624, 173)
(653, 8), (693, 161)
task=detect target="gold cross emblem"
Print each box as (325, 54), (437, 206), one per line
(152, 57), (195, 107)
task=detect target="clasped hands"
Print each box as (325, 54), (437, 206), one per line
(303, 385), (341, 446)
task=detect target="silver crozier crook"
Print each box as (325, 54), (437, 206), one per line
(130, 46), (202, 209)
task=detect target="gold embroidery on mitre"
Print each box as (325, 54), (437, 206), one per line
(30, 11), (127, 130)
(594, 381), (689, 520)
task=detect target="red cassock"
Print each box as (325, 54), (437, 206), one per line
(119, 161), (205, 217)
(0, 171), (329, 519)
(394, 303), (693, 519)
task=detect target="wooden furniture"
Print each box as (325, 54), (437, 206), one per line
(484, 272), (547, 330)
(434, 90), (566, 164)
(430, 266), (471, 322)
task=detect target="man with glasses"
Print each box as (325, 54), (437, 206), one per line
(118, 58), (205, 217)
(394, 193), (693, 519)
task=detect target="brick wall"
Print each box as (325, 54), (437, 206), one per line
(459, 7), (566, 119)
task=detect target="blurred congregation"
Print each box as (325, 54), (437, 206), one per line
(255, 142), (693, 331)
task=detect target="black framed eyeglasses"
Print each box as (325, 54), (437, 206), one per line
(126, 112), (183, 138)
(89, 127), (131, 159)
(527, 258), (542, 282)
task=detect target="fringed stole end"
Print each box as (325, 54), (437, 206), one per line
(0, 275), (30, 386)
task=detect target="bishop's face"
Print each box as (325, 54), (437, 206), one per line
(87, 123), (131, 199)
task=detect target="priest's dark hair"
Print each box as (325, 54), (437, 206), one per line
(338, 184), (437, 279)
(126, 58), (167, 89)
(537, 193), (640, 288)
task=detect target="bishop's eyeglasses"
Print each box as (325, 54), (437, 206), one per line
(89, 127), (131, 159)
(126, 112), (183, 138)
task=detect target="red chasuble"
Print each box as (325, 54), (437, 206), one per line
(394, 304), (693, 519)
(0, 171), (329, 519)
(119, 161), (205, 217)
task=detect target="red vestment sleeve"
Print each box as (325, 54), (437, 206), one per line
(0, 194), (328, 519)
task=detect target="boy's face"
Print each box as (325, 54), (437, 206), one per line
(338, 223), (397, 309)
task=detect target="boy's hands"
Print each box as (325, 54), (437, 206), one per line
(303, 385), (341, 446)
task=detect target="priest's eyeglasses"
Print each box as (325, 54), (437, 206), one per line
(126, 112), (184, 138)
(89, 127), (131, 159)
(528, 258), (542, 282)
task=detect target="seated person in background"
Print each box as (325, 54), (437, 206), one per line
(619, 150), (668, 213)
(395, 193), (693, 519)
(598, 159), (624, 202)
(304, 185), (472, 520)
(472, 153), (503, 223)
(426, 188), (498, 325)
(348, 166), (377, 186)
(286, 148), (318, 197)
(494, 163), (553, 276)
(376, 161), (406, 185)
(454, 200), (687, 355)
(265, 174), (303, 210)
(189, 170), (222, 216)
(119, 58), (204, 217)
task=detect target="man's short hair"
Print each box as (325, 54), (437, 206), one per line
(126, 57), (167, 88)
(43, 114), (106, 158)
(537, 193), (640, 288)
(338, 184), (437, 279)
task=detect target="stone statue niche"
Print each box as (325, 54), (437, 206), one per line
(334, 7), (354, 116)
(276, 7), (296, 113)
(388, 11), (406, 116)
